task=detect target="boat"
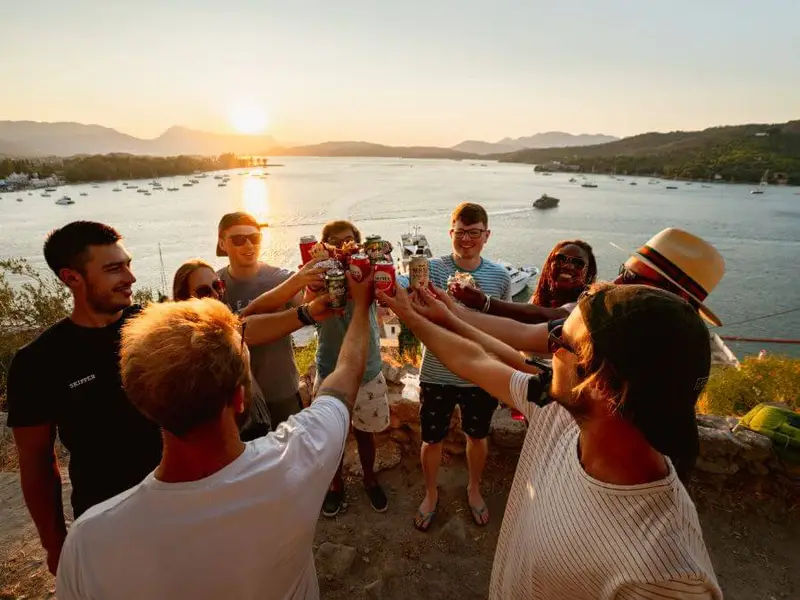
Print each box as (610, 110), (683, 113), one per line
(189, 178), (199, 184)
(16, 197), (23, 202)
(581, 182), (598, 188)
(666, 186), (678, 190)
(541, 172), (553, 176)
(182, 183), (193, 187)
(629, 181), (638, 186)
(80, 192), (88, 196)
(41, 193), (51, 197)
(196, 173), (208, 178)
(568, 177), (577, 183)
(167, 187), (179, 192)
(136, 189), (147, 193)
(498, 261), (540, 297)
(45, 187), (57, 192)
(55, 196), (74, 205)
(144, 191), (152, 196)
(218, 183), (227, 187)
(214, 175), (223, 180)
(398, 225), (433, 272)
(533, 194), (559, 209)
(750, 189), (764, 195)
(92, 184), (100, 188)
(701, 184), (713, 188)
(113, 187), (122, 192)
(648, 179), (659, 185)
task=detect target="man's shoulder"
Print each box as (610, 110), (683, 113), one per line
(14, 318), (72, 360)
(258, 262), (293, 281)
(478, 258), (511, 279)
(68, 483), (144, 539)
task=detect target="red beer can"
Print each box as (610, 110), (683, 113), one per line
(299, 235), (317, 265)
(374, 261), (396, 304)
(348, 253), (371, 282)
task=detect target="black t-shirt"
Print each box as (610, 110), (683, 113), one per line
(7, 306), (162, 517)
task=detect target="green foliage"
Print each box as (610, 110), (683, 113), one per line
(398, 322), (422, 365)
(500, 121), (800, 184)
(293, 338), (318, 378)
(701, 356), (800, 416)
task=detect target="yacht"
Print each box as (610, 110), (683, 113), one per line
(750, 189), (764, 195)
(167, 187), (179, 191)
(92, 184), (100, 188)
(629, 181), (638, 186)
(498, 261), (540, 297)
(666, 185), (678, 190)
(182, 182), (193, 187)
(41, 193), (51, 197)
(581, 182), (598, 188)
(113, 187), (122, 192)
(45, 187), (57, 192)
(533, 193), (559, 209)
(189, 178), (200, 184)
(16, 197), (23, 202)
(214, 175), (223, 180)
(55, 196), (75, 205)
(80, 192), (89, 196)
(398, 225), (433, 272)
(218, 182), (227, 187)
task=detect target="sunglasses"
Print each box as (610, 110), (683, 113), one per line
(555, 254), (586, 270)
(451, 229), (487, 240)
(617, 265), (686, 296)
(228, 233), (262, 247)
(194, 279), (225, 299)
(548, 323), (576, 355)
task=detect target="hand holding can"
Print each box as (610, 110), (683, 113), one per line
(374, 261), (397, 306)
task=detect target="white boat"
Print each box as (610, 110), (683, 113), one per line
(214, 175), (223, 180)
(167, 187), (179, 191)
(581, 182), (598, 188)
(398, 225), (434, 272)
(45, 187), (57, 192)
(41, 193), (51, 197)
(16, 197), (23, 202)
(190, 178), (199, 184)
(182, 183), (193, 187)
(498, 261), (540, 297)
(92, 184), (100, 188)
(55, 196), (74, 205)
(113, 187), (122, 192)
(80, 192), (88, 196)
(218, 182), (227, 187)
(568, 177), (577, 183)
(750, 189), (764, 195)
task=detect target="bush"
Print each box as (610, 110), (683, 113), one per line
(293, 338), (318, 378)
(700, 356), (800, 416)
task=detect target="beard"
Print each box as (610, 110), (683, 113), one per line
(87, 282), (131, 314)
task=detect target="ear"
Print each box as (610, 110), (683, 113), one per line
(485, 229), (491, 241)
(233, 385), (246, 414)
(218, 237), (227, 254)
(59, 268), (82, 289)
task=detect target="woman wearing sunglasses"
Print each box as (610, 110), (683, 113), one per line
(450, 240), (597, 324)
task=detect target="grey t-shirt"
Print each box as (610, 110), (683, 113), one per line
(217, 264), (299, 404)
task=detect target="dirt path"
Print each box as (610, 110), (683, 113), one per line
(1, 451), (798, 599)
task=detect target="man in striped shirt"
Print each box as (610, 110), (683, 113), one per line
(414, 202), (511, 530)
(379, 283), (722, 599)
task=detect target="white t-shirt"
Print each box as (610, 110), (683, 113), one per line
(56, 395), (349, 600)
(490, 371), (722, 600)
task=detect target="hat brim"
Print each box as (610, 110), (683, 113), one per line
(613, 243), (722, 327)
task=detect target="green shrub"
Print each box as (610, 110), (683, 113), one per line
(701, 356), (800, 416)
(293, 338), (318, 378)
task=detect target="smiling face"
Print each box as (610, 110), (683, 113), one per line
(188, 266), (222, 301)
(552, 244), (590, 290)
(549, 309), (594, 417)
(219, 225), (262, 269)
(75, 242), (136, 314)
(450, 218), (490, 260)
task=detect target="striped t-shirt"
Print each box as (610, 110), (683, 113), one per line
(490, 371), (722, 600)
(419, 255), (511, 386)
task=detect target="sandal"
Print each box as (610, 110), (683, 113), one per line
(467, 491), (489, 526)
(413, 499), (439, 533)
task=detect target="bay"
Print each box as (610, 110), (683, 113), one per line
(1, 157), (798, 357)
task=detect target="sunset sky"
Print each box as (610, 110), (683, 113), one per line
(2, 0), (798, 146)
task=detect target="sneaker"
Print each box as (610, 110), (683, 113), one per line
(365, 483), (389, 513)
(322, 488), (344, 518)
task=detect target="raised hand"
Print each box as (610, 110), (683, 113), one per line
(376, 284), (414, 320)
(347, 268), (374, 309)
(411, 287), (455, 327)
(308, 293), (336, 322)
(293, 256), (327, 289)
(449, 282), (486, 310)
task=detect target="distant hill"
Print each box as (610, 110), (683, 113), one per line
(268, 141), (474, 160)
(495, 121), (800, 184)
(452, 132), (619, 155)
(0, 121), (278, 157)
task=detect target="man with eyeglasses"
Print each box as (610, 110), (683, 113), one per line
(411, 202), (511, 531)
(216, 212), (305, 426)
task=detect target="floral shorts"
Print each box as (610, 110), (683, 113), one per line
(314, 371), (390, 433)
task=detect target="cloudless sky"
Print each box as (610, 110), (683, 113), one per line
(1, 0), (798, 146)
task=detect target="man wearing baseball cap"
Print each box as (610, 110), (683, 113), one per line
(380, 282), (721, 599)
(216, 212), (304, 426)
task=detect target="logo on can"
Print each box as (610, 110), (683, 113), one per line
(409, 256), (429, 290)
(348, 253), (371, 282)
(325, 269), (348, 309)
(299, 235), (317, 265)
(364, 235), (385, 264)
(374, 261), (396, 299)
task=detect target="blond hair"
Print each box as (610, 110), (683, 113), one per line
(120, 299), (249, 436)
(172, 258), (215, 301)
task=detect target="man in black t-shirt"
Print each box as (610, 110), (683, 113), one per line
(7, 221), (162, 575)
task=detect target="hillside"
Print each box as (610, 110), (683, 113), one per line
(268, 141), (474, 160)
(496, 121), (800, 183)
(453, 132), (619, 155)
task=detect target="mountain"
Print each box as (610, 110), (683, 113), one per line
(0, 121), (278, 157)
(494, 121), (800, 184)
(268, 141), (474, 159)
(452, 132), (619, 155)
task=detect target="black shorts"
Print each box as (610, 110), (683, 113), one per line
(419, 383), (499, 443)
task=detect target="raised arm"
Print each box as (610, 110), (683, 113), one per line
(242, 294), (333, 346)
(450, 283), (569, 324)
(448, 299), (551, 354)
(316, 271), (373, 414)
(240, 258), (326, 317)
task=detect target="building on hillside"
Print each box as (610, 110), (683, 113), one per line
(380, 313), (400, 348)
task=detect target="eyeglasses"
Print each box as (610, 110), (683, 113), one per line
(548, 323), (576, 355)
(194, 279), (225, 299)
(451, 229), (487, 240)
(555, 254), (586, 270)
(228, 233), (262, 247)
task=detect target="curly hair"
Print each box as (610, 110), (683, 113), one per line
(531, 240), (597, 307)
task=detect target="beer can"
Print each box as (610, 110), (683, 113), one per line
(299, 235), (317, 265)
(348, 253), (371, 282)
(374, 261), (396, 302)
(364, 235), (385, 264)
(409, 256), (429, 290)
(325, 269), (348, 309)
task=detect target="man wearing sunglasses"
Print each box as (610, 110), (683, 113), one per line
(378, 283), (721, 600)
(412, 202), (511, 531)
(216, 212), (305, 427)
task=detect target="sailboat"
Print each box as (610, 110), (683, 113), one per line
(751, 170), (769, 195)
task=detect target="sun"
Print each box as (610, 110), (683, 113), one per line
(228, 104), (269, 135)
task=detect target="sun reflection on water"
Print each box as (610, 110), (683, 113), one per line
(242, 176), (270, 225)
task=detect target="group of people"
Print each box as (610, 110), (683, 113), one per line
(6, 201), (728, 599)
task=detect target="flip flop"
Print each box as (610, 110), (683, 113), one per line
(413, 500), (439, 533)
(467, 492), (489, 526)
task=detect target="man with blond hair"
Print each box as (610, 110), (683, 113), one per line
(56, 271), (375, 600)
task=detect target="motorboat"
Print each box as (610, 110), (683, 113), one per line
(16, 197), (23, 202)
(55, 196), (74, 205)
(41, 193), (51, 197)
(581, 182), (598, 188)
(533, 193), (559, 209)
(182, 183), (193, 187)
(568, 177), (577, 183)
(498, 261), (540, 297)
(629, 181), (638, 185)
(666, 186), (678, 190)
(113, 188), (122, 192)
(92, 184), (100, 188)
(45, 187), (57, 192)
(750, 189), (764, 195)
(80, 192), (88, 196)
(398, 225), (433, 272)
(167, 187), (179, 191)
(218, 182), (227, 187)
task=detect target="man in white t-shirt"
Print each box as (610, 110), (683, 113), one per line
(56, 270), (375, 600)
(379, 283), (722, 600)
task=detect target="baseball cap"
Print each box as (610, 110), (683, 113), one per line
(216, 212), (263, 257)
(578, 283), (711, 480)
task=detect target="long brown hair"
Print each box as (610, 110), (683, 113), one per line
(531, 240), (597, 307)
(172, 259), (215, 301)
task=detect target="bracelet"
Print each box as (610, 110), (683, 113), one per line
(297, 304), (317, 326)
(481, 294), (492, 314)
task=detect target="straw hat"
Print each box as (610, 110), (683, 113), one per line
(627, 228), (725, 326)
